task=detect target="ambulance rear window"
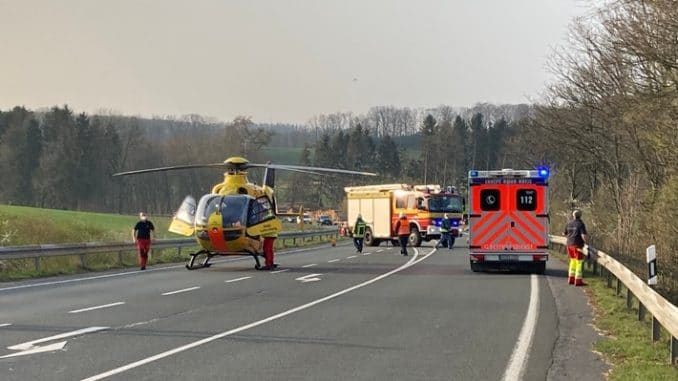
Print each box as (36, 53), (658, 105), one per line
(480, 189), (500, 211)
(517, 189), (537, 211)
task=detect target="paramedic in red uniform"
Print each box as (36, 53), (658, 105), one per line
(564, 209), (589, 286)
(394, 212), (410, 256)
(133, 212), (155, 270)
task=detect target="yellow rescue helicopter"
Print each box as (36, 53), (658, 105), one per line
(113, 157), (375, 270)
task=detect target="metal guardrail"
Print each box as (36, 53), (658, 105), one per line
(550, 235), (678, 365)
(0, 229), (339, 271)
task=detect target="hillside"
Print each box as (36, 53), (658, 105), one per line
(0, 205), (179, 246)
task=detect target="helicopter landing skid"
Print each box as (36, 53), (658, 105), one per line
(185, 250), (214, 270)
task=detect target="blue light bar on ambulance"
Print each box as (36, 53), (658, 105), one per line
(469, 170), (479, 177)
(537, 166), (550, 178)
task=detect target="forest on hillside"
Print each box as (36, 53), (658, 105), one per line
(0, 103), (532, 214)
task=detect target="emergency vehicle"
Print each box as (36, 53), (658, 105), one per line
(345, 184), (464, 247)
(467, 168), (550, 273)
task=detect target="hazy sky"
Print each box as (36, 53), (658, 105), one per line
(0, 1), (586, 123)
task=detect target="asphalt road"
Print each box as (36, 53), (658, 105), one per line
(0, 240), (603, 381)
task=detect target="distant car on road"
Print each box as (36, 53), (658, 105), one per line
(303, 213), (312, 224)
(317, 216), (333, 225)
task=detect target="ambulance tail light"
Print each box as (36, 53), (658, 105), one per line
(533, 254), (547, 262)
(470, 254), (485, 262)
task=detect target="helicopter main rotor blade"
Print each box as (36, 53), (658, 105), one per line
(246, 163), (376, 176)
(112, 163), (227, 177)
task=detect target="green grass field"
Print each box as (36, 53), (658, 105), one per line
(551, 251), (678, 381)
(0, 204), (180, 246)
(260, 146), (306, 164)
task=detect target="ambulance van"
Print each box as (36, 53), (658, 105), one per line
(467, 168), (550, 273)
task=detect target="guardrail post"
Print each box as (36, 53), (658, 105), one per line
(593, 261), (599, 276)
(671, 336), (677, 365)
(34, 257), (41, 272)
(651, 316), (660, 342)
(79, 254), (86, 269)
(626, 288), (633, 309)
(118, 251), (124, 266)
(606, 272), (612, 288)
(638, 302), (646, 321)
(616, 278), (622, 295)
(177, 247), (182, 258)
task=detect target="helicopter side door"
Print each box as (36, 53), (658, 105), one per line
(169, 196), (197, 236)
(246, 196), (282, 237)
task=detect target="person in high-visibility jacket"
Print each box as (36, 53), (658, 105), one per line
(436, 213), (453, 250)
(353, 214), (366, 253)
(393, 212), (410, 256)
(564, 209), (589, 286)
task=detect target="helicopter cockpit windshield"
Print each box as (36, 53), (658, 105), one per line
(195, 194), (249, 228)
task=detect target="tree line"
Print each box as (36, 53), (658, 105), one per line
(525, 0), (678, 301)
(0, 104), (529, 214)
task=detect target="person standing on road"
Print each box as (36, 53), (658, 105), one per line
(394, 212), (410, 256)
(564, 209), (589, 286)
(436, 213), (453, 250)
(352, 214), (367, 253)
(133, 212), (155, 270)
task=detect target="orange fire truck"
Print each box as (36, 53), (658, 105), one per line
(345, 184), (464, 247)
(467, 168), (550, 273)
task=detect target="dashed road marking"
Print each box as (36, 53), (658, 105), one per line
(68, 302), (125, 314)
(271, 269), (289, 274)
(376, 249), (383, 253)
(161, 286), (200, 296)
(302, 264), (317, 268)
(225, 276), (252, 283)
(347, 255), (357, 259)
(0, 323), (12, 328)
(328, 259), (340, 263)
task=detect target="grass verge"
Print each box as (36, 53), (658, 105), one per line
(552, 250), (678, 381)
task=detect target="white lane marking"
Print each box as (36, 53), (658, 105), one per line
(8, 326), (109, 351)
(295, 273), (323, 283)
(376, 249), (383, 253)
(1, 341), (67, 359)
(0, 323), (12, 328)
(347, 255), (357, 259)
(501, 274), (540, 381)
(328, 259), (340, 263)
(302, 264), (317, 268)
(161, 286), (200, 296)
(225, 276), (252, 283)
(363, 252), (371, 256)
(271, 269), (289, 274)
(0, 245), (342, 293)
(68, 302), (125, 314)
(81, 248), (434, 381)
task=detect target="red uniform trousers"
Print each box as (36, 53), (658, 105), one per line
(263, 237), (276, 268)
(136, 239), (151, 268)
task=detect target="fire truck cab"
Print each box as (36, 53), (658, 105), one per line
(467, 168), (550, 274)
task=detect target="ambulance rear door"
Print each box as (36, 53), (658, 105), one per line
(468, 181), (509, 252)
(507, 181), (549, 254)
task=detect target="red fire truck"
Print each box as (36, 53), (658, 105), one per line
(345, 184), (464, 247)
(467, 168), (550, 273)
